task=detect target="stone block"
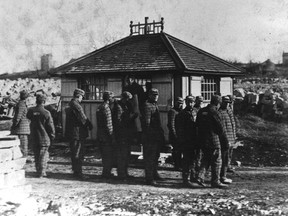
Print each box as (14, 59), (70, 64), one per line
(0, 184), (31, 203)
(12, 146), (23, 160)
(1, 169), (26, 188)
(0, 148), (13, 163)
(0, 157), (26, 174)
(0, 137), (20, 149)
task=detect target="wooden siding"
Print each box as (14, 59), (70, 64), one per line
(151, 73), (172, 141)
(61, 77), (77, 102)
(107, 77), (122, 97)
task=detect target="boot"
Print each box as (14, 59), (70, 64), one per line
(221, 178), (233, 184)
(211, 182), (229, 189)
(146, 180), (158, 186)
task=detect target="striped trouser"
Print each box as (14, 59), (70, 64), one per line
(33, 145), (49, 175)
(198, 148), (222, 185)
(18, 135), (28, 157)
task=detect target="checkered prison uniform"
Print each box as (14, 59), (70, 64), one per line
(27, 105), (55, 176)
(167, 107), (182, 169)
(97, 101), (114, 177)
(11, 100), (30, 157)
(196, 104), (228, 185)
(219, 107), (236, 180)
(142, 100), (163, 182)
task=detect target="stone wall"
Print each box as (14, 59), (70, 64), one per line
(0, 131), (30, 201)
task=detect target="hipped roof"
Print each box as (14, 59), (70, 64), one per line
(50, 32), (243, 76)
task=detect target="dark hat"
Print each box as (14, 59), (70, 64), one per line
(185, 95), (195, 102)
(175, 96), (184, 104)
(227, 95), (235, 101)
(36, 94), (46, 104)
(103, 91), (114, 100)
(73, 88), (85, 97)
(222, 96), (232, 103)
(149, 88), (159, 95)
(195, 96), (204, 102)
(210, 95), (222, 105)
(20, 90), (29, 100)
(121, 91), (132, 99)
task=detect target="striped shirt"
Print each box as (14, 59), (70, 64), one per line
(97, 101), (113, 135)
(218, 107), (236, 145)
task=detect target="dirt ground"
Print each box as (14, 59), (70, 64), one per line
(2, 144), (288, 216)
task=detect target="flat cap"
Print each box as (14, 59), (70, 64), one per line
(103, 91), (114, 100)
(73, 88), (85, 97)
(36, 94), (47, 103)
(185, 95), (195, 102)
(175, 96), (184, 104)
(149, 88), (159, 95)
(121, 91), (132, 99)
(222, 96), (232, 103)
(20, 90), (29, 100)
(210, 95), (222, 105)
(195, 96), (204, 102)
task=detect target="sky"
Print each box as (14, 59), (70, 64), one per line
(0, 0), (288, 74)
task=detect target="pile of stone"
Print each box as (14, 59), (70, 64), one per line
(0, 131), (31, 202)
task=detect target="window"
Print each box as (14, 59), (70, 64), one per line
(201, 77), (218, 101)
(78, 76), (107, 100)
(134, 78), (152, 92)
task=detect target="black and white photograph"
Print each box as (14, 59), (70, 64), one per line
(0, 0), (288, 215)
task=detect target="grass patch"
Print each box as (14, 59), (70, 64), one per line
(234, 114), (288, 166)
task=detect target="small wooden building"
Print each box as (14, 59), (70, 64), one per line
(50, 17), (243, 141)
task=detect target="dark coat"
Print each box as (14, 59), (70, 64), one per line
(11, 100), (30, 135)
(27, 105), (55, 147)
(65, 98), (90, 140)
(196, 104), (228, 150)
(175, 106), (197, 145)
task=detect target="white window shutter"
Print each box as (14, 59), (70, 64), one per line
(220, 77), (233, 96)
(182, 76), (189, 98)
(190, 76), (202, 97)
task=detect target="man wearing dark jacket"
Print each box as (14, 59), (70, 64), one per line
(65, 88), (93, 179)
(142, 88), (164, 186)
(196, 95), (229, 188)
(176, 95), (201, 188)
(27, 94), (55, 178)
(11, 90), (30, 157)
(112, 91), (138, 180)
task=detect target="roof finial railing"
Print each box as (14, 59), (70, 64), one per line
(130, 17), (164, 36)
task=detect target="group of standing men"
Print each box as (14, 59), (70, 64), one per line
(168, 94), (237, 188)
(65, 86), (164, 186)
(10, 82), (237, 189)
(11, 91), (55, 178)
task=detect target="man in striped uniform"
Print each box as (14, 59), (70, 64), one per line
(196, 95), (229, 189)
(97, 91), (115, 179)
(65, 88), (93, 179)
(218, 96), (236, 184)
(167, 97), (183, 170)
(142, 88), (164, 186)
(11, 90), (30, 157)
(27, 94), (55, 178)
